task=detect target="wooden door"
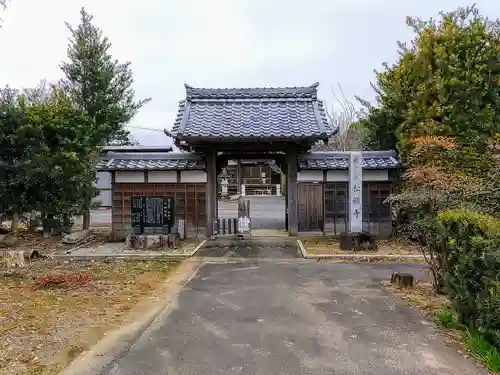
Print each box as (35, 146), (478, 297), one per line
(298, 183), (323, 232)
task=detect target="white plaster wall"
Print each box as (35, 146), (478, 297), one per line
(96, 171), (111, 189)
(115, 171), (145, 183)
(362, 169), (389, 181)
(148, 171), (177, 183)
(325, 169), (390, 182)
(297, 170), (323, 182)
(181, 170), (207, 183)
(326, 170), (349, 182)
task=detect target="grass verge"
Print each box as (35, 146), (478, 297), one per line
(0, 259), (179, 375)
(382, 281), (500, 374)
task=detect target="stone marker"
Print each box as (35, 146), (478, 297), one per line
(349, 152), (363, 233)
(125, 234), (182, 250)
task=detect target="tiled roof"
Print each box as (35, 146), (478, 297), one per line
(185, 85), (319, 100)
(299, 151), (399, 170)
(95, 150), (399, 171)
(171, 83), (335, 140)
(96, 152), (204, 171)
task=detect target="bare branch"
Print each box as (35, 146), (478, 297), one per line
(0, 0), (8, 27)
(313, 83), (362, 151)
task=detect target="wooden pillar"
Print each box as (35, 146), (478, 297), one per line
(286, 148), (298, 236)
(205, 149), (217, 237)
(236, 159), (241, 195)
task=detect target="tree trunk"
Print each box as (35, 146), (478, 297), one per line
(82, 196), (91, 230)
(11, 212), (19, 238)
(1, 249), (40, 268)
(2, 250), (26, 268)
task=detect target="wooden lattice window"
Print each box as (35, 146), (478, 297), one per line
(362, 182), (391, 220)
(324, 182), (348, 220)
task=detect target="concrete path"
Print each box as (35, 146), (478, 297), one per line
(104, 262), (485, 375)
(195, 237), (299, 258)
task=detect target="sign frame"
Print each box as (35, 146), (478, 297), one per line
(131, 195), (175, 234)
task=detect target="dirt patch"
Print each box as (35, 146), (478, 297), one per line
(382, 280), (449, 313)
(0, 259), (180, 375)
(300, 237), (423, 256)
(0, 233), (65, 253)
(0, 231), (112, 257)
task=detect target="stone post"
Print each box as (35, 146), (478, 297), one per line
(349, 152), (363, 233)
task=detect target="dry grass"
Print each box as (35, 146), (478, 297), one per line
(381, 280), (449, 313)
(0, 233), (65, 253)
(301, 237), (423, 255)
(0, 259), (179, 375)
(0, 231), (112, 256)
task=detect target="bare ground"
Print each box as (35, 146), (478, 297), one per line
(0, 259), (182, 375)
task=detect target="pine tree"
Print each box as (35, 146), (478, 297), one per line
(61, 7), (150, 147)
(61, 8), (150, 228)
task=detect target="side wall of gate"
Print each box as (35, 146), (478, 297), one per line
(297, 169), (394, 237)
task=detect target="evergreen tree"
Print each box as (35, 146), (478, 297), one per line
(61, 7), (150, 146)
(61, 8), (150, 228)
(358, 5), (500, 162)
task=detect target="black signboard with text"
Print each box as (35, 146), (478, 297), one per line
(131, 196), (175, 233)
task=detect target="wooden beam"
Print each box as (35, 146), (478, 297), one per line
(183, 140), (317, 153)
(205, 149), (217, 237)
(286, 148), (298, 236)
(236, 159), (241, 194)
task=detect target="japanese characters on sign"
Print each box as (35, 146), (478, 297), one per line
(131, 196), (175, 233)
(349, 152), (363, 232)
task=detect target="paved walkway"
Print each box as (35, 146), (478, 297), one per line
(104, 262), (485, 375)
(196, 237), (299, 258)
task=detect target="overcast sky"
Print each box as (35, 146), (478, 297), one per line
(0, 0), (498, 146)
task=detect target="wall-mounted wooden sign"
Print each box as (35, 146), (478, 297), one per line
(131, 196), (175, 233)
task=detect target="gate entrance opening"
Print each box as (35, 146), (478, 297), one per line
(216, 158), (287, 237)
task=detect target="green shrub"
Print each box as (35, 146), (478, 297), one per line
(476, 286), (500, 349)
(436, 308), (455, 328)
(436, 309), (455, 328)
(464, 329), (500, 372)
(436, 209), (500, 348)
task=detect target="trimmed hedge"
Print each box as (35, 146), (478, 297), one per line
(436, 210), (500, 348)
